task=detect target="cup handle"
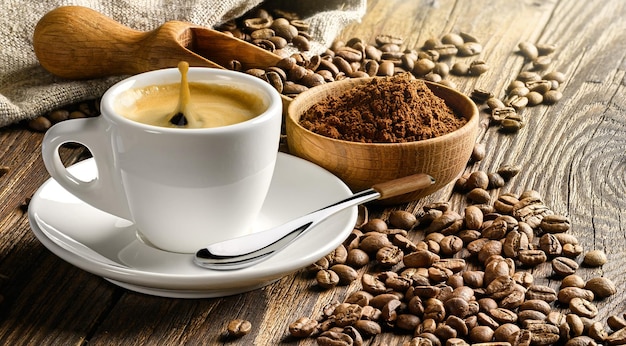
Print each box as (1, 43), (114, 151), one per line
(42, 117), (133, 220)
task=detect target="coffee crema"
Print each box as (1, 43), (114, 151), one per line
(115, 82), (266, 129)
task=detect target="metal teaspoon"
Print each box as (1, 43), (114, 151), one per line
(194, 173), (435, 270)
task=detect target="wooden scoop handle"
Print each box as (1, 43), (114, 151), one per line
(33, 6), (222, 79)
(372, 173), (435, 199)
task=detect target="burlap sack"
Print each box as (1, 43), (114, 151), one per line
(0, 0), (366, 127)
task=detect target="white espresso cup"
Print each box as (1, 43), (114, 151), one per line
(41, 68), (282, 253)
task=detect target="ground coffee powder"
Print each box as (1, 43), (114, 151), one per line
(299, 74), (466, 143)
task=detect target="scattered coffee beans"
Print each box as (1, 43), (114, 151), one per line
(290, 178), (619, 346)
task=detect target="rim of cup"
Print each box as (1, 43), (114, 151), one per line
(100, 67), (282, 134)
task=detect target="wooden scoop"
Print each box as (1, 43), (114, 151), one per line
(33, 6), (283, 79)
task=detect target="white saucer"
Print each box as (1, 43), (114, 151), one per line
(28, 153), (357, 298)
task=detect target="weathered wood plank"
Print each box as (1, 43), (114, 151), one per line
(0, 0), (625, 345)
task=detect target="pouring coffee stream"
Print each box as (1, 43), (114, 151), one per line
(169, 61), (191, 126)
(194, 173), (435, 270)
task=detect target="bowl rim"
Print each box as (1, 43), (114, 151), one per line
(286, 78), (479, 147)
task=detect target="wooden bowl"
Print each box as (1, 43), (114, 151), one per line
(285, 78), (479, 204)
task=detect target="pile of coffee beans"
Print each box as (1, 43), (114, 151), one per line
(233, 30), (489, 99)
(289, 184), (620, 345)
(216, 6), (312, 56)
(472, 41), (566, 134)
(26, 99), (100, 132)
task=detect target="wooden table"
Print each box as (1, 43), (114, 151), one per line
(1, 0), (625, 344)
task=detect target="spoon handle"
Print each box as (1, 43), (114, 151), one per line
(195, 173), (434, 270)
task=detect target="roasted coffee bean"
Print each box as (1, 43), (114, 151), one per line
(392, 234), (418, 253)
(389, 210), (418, 230)
(558, 287), (594, 304)
(518, 249), (547, 267)
(546, 233), (575, 247)
(489, 307), (518, 324)
(353, 320), (382, 337)
(362, 218), (388, 233)
(462, 270), (485, 288)
(282, 81), (308, 95)
(326, 245), (348, 265)
(458, 42), (483, 56)
(604, 328), (626, 345)
(561, 274), (586, 289)
(494, 195), (519, 214)
(330, 264), (358, 285)
(439, 235), (463, 255)
(519, 299), (552, 315)
(361, 273), (387, 295)
(346, 248), (369, 268)
(226, 319), (252, 338)
(477, 240), (503, 263)
(484, 259), (512, 285)
(552, 256), (579, 277)
(531, 55), (552, 70)
(468, 188), (491, 204)
(512, 271), (534, 288)
(465, 171), (490, 190)
(345, 290), (373, 307)
(585, 277), (617, 298)
(485, 276), (516, 299)
(332, 303), (363, 327)
(465, 205), (484, 230)
(526, 285), (557, 303)
(289, 317), (319, 337)
(562, 243), (584, 258)
(518, 42), (539, 60)
(583, 250), (608, 267)
(403, 250), (440, 268)
(317, 330), (353, 346)
(359, 233), (393, 254)
(425, 210), (462, 234)
(569, 297), (598, 318)
(539, 233), (562, 256)
(499, 285), (526, 310)
(527, 323), (560, 346)
(517, 71), (541, 83)
(487, 172), (506, 189)
(376, 246), (404, 267)
(564, 313), (586, 338)
(525, 91), (543, 106)
(503, 230), (529, 258)
(565, 336), (598, 346)
(481, 218), (508, 240)
(451, 61), (470, 75)
(491, 107), (516, 124)
(468, 326), (494, 343)
(317, 269), (340, 289)
(526, 80), (552, 94)
(517, 309), (547, 324)
(497, 165), (522, 181)
(505, 95), (529, 110)
(542, 70), (564, 83)
(543, 90), (563, 104)
(341, 326), (363, 346)
(27, 116), (52, 132)
(469, 60), (489, 76)
(539, 214), (571, 233)
(471, 89), (494, 103)
(587, 321), (608, 342)
(494, 323), (520, 342)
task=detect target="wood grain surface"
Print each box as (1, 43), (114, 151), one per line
(1, 0), (625, 345)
